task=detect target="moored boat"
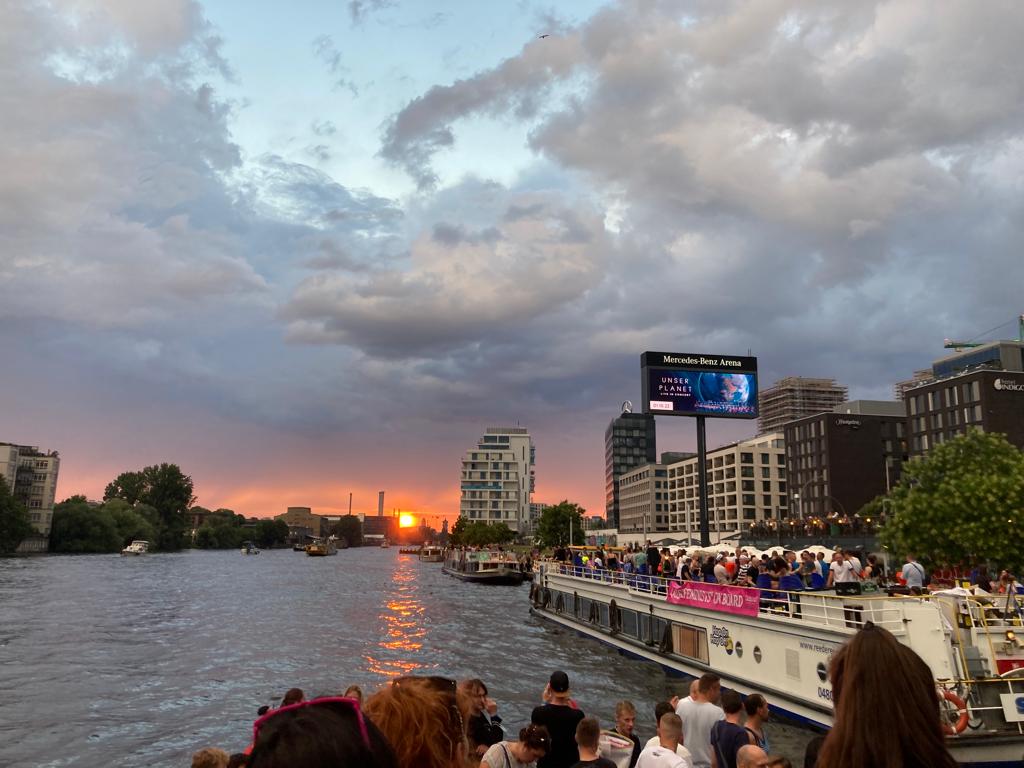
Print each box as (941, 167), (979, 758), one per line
(419, 545), (444, 563)
(443, 549), (528, 585)
(120, 540), (149, 556)
(529, 562), (1024, 767)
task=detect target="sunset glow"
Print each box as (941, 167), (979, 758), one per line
(399, 514), (416, 528)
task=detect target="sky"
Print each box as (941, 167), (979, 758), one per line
(2, 0), (1024, 526)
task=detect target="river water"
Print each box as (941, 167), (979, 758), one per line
(0, 549), (815, 766)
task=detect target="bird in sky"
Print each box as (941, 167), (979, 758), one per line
(539, 34), (550, 38)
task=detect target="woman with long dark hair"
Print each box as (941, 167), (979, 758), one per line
(817, 624), (958, 768)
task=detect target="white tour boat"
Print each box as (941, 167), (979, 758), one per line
(444, 549), (528, 585)
(419, 544), (445, 563)
(529, 563), (1024, 767)
(120, 540), (150, 556)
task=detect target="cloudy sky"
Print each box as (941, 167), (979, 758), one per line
(2, 0), (1023, 523)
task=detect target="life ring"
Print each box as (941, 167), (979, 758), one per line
(609, 600), (622, 633)
(940, 690), (969, 735)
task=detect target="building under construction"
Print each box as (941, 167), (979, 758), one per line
(757, 377), (848, 435)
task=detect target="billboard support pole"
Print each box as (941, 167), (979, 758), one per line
(696, 416), (710, 547)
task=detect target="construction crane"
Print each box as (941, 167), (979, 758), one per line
(944, 314), (1024, 351)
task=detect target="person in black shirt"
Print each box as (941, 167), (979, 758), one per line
(646, 543), (662, 576)
(570, 716), (616, 768)
(532, 672), (585, 768)
(460, 678), (504, 759)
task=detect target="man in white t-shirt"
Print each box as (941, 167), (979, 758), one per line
(827, 553), (859, 586)
(637, 713), (691, 768)
(674, 674), (723, 768)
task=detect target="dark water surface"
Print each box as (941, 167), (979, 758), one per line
(0, 549), (814, 766)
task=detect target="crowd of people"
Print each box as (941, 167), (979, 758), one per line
(189, 624), (957, 768)
(555, 541), (1024, 597)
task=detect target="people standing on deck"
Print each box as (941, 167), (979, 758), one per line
(481, 724), (551, 768)
(816, 553), (829, 584)
(709, 691), (752, 768)
(714, 556), (730, 584)
(863, 555), (884, 586)
(675, 673), (724, 768)
(570, 717), (616, 768)
(634, 547), (648, 575)
(901, 554), (927, 594)
(826, 552), (859, 588)
(636, 713), (691, 768)
(461, 678), (504, 759)
(742, 694), (770, 754)
(607, 700), (642, 768)
(646, 542), (662, 577)
(532, 672), (586, 768)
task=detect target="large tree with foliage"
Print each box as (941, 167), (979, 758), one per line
(331, 515), (363, 547)
(448, 518), (516, 547)
(104, 464), (195, 550)
(879, 431), (1024, 572)
(0, 475), (33, 554)
(535, 501), (586, 549)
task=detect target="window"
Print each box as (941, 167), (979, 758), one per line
(740, 452), (753, 463)
(742, 480), (754, 491)
(741, 466), (754, 478)
(761, 467), (770, 478)
(762, 480), (771, 492)
(760, 453), (769, 465)
(672, 624), (709, 663)
(762, 494), (772, 507)
(743, 494), (755, 506)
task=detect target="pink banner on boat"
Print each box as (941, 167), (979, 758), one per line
(667, 580), (760, 616)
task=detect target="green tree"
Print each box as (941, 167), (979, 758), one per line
(104, 498), (158, 547)
(0, 475), (33, 554)
(331, 515), (363, 547)
(535, 501), (586, 549)
(49, 497), (120, 553)
(254, 519), (290, 549)
(104, 463), (195, 551)
(878, 431), (1024, 572)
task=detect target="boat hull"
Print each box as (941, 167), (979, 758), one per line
(442, 565), (526, 585)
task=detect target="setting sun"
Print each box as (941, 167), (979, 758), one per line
(399, 513), (416, 528)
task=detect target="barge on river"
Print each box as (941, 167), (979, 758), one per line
(530, 562), (1024, 767)
(443, 549), (527, 585)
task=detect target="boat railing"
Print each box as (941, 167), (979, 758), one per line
(542, 563), (907, 634)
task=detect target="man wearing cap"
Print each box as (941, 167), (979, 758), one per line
(533, 671), (586, 768)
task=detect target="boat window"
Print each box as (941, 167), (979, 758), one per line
(672, 623), (709, 663)
(579, 598), (592, 619)
(621, 610), (639, 637)
(639, 614), (651, 644)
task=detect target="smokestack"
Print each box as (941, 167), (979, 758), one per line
(378, 491), (384, 517)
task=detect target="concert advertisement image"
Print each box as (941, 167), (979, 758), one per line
(646, 368), (758, 418)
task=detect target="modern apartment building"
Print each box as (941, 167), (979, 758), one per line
(604, 410), (656, 530)
(618, 462), (670, 535)
(0, 443), (61, 553)
(784, 401), (908, 520)
(757, 377), (848, 435)
(666, 433), (788, 539)
(459, 427), (535, 532)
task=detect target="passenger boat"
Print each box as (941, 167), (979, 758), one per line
(529, 563), (1024, 767)
(120, 540), (149, 556)
(443, 549), (528, 585)
(419, 545), (444, 563)
(399, 546), (420, 554)
(240, 540), (260, 555)
(380, 538), (390, 549)
(306, 538), (337, 556)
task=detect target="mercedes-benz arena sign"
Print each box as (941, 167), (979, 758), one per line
(641, 351), (759, 420)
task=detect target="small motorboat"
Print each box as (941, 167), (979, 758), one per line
(306, 538), (337, 556)
(121, 540), (150, 556)
(241, 541), (260, 555)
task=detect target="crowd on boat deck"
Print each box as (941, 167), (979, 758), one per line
(188, 624), (957, 768)
(553, 543), (1024, 596)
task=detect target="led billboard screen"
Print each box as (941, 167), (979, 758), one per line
(641, 352), (759, 419)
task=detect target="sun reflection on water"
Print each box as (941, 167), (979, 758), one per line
(364, 555), (427, 677)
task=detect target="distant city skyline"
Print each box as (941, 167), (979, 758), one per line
(3, 1), (1023, 520)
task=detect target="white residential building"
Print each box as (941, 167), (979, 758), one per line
(459, 427), (535, 532)
(666, 433), (788, 539)
(0, 443), (61, 552)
